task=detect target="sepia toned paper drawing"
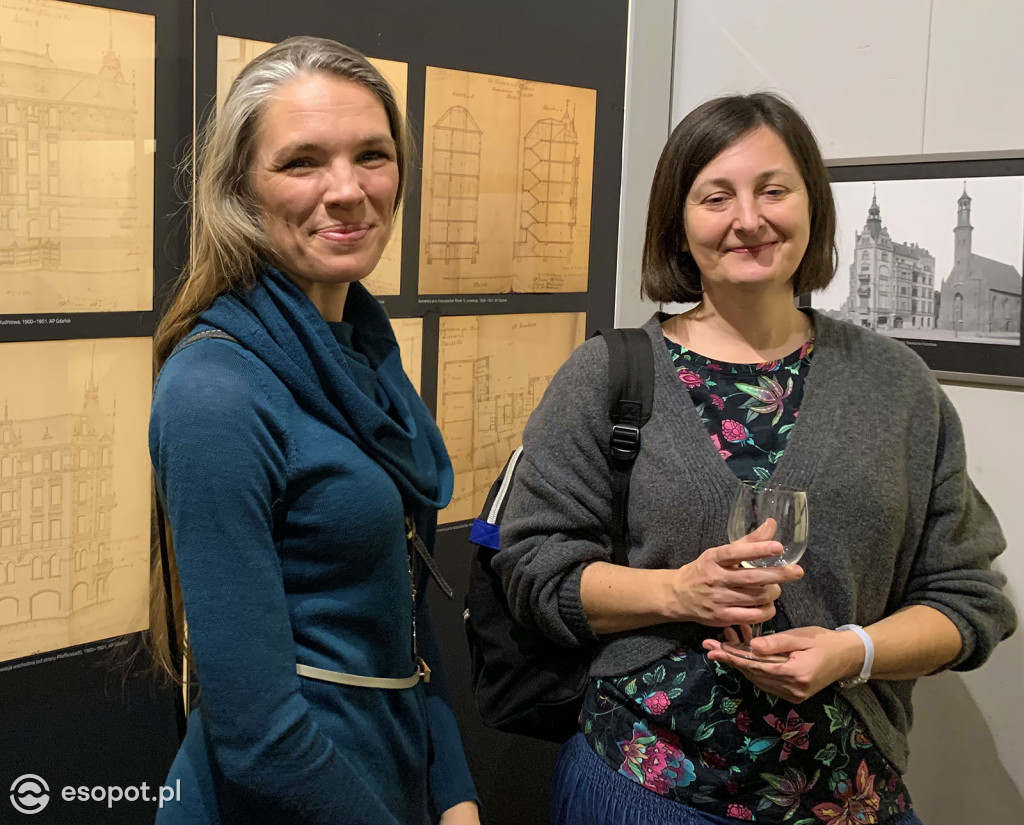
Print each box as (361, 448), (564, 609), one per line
(419, 67), (596, 295)
(436, 312), (585, 523)
(0, 0), (155, 314)
(389, 316), (423, 395)
(425, 106), (482, 265)
(0, 337), (152, 663)
(216, 36), (407, 296)
(514, 106), (580, 262)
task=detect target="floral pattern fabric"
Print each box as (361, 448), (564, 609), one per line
(579, 335), (913, 823)
(667, 335), (814, 486)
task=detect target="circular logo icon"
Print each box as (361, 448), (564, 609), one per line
(10, 775), (50, 815)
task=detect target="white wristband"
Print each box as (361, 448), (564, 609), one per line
(835, 624), (874, 688)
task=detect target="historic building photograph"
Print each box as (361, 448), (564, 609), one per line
(815, 176), (1023, 346)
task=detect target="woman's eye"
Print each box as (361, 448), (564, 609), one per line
(281, 158), (315, 170)
(763, 187), (786, 197)
(359, 150), (392, 164)
(704, 194), (729, 206)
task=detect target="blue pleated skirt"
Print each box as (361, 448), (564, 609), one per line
(551, 733), (925, 825)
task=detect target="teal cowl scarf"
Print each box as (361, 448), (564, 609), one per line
(199, 264), (452, 513)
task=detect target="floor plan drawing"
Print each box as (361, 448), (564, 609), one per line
(0, 337), (152, 663)
(435, 312), (585, 523)
(419, 67), (596, 295)
(389, 316), (423, 395)
(513, 104), (580, 261)
(425, 106), (482, 265)
(0, 0), (155, 314)
(216, 36), (407, 296)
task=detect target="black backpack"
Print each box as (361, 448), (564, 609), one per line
(462, 328), (655, 742)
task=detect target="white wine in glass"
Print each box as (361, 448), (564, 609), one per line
(722, 482), (808, 663)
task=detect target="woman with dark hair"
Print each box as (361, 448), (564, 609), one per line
(149, 36), (478, 824)
(497, 93), (1015, 825)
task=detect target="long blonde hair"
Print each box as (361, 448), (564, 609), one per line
(148, 36), (408, 683)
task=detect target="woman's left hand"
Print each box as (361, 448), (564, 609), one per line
(703, 626), (864, 703)
(439, 800), (481, 825)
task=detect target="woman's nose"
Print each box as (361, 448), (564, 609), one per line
(324, 162), (364, 206)
(732, 194), (762, 233)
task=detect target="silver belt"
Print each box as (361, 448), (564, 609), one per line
(295, 517), (448, 691)
(296, 657), (431, 689)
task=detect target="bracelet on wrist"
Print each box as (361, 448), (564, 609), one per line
(835, 623), (873, 689)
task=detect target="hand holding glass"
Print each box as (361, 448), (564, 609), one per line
(721, 483), (808, 663)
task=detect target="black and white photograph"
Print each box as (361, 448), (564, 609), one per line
(807, 160), (1024, 385)
(815, 174), (1023, 344)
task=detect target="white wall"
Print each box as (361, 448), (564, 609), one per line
(672, 0), (1024, 158)
(668, 1), (1024, 820)
(615, 0), (675, 327)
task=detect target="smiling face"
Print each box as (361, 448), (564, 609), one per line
(249, 72), (399, 308)
(683, 126), (811, 296)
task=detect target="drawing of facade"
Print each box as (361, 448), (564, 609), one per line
(426, 106), (482, 264)
(0, 29), (149, 307)
(937, 186), (1022, 334)
(513, 105), (580, 261)
(840, 191), (937, 331)
(0, 374), (117, 650)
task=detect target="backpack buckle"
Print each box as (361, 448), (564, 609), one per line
(610, 424), (641, 461)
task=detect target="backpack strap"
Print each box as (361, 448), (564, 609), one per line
(158, 327), (240, 739)
(172, 328), (240, 354)
(593, 328), (654, 566)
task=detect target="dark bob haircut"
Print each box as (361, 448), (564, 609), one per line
(641, 93), (837, 304)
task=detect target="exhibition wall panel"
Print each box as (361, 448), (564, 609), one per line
(0, 2), (634, 822)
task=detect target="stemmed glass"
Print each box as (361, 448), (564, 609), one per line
(721, 481), (808, 664)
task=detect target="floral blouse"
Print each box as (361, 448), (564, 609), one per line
(579, 335), (914, 824)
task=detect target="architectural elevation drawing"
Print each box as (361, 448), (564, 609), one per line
(390, 316), (423, 395)
(0, 0), (155, 314)
(425, 106), (482, 266)
(435, 312), (585, 523)
(0, 337), (152, 663)
(419, 67), (595, 295)
(216, 36), (407, 296)
(513, 104), (580, 261)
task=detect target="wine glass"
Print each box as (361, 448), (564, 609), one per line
(721, 481), (808, 663)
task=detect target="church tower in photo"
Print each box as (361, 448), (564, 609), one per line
(937, 184), (1022, 335)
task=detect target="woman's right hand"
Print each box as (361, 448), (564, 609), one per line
(667, 519), (804, 627)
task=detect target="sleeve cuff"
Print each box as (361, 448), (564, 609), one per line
(557, 561), (600, 645)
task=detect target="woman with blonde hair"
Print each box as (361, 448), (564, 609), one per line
(149, 36), (479, 824)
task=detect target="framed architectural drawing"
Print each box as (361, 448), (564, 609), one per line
(0, 0), (155, 315)
(811, 157), (1024, 386)
(418, 67), (596, 295)
(435, 312), (586, 523)
(0, 337), (152, 664)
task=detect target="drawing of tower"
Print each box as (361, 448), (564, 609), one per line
(426, 106), (482, 264)
(513, 104), (580, 261)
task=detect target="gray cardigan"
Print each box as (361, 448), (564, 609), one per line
(496, 311), (1016, 773)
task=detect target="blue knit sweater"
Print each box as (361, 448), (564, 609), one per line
(150, 267), (477, 823)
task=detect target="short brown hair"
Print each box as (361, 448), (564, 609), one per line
(641, 93), (837, 303)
